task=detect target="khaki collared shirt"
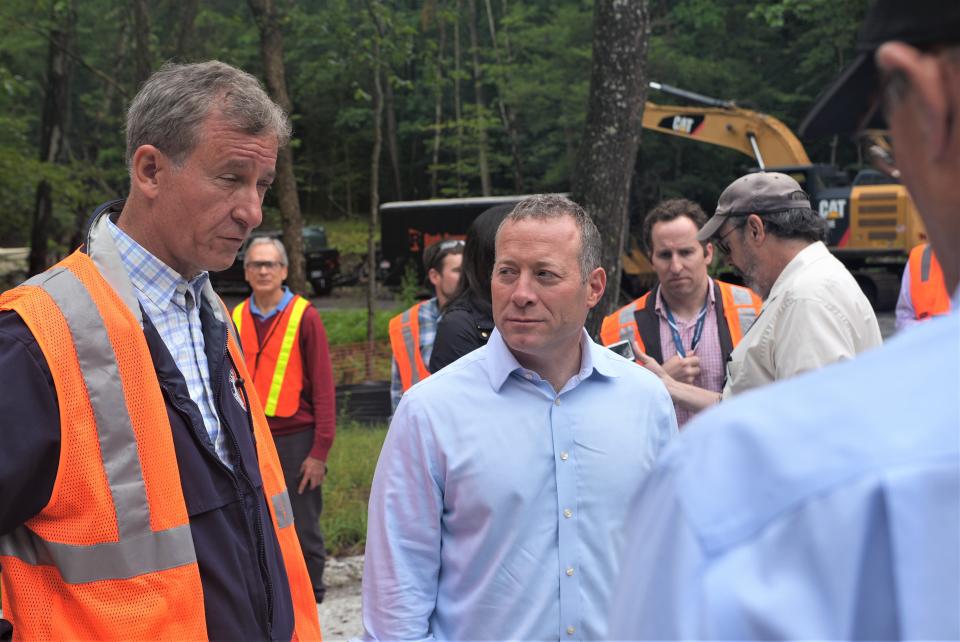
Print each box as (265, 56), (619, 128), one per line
(723, 241), (882, 397)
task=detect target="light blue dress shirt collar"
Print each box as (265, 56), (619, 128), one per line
(483, 327), (621, 393)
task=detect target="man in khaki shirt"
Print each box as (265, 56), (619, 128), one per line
(638, 171), (882, 409)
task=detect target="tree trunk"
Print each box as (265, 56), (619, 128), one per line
(131, 0), (152, 84)
(430, 0), (447, 198)
(366, 1), (386, 379)
(384, 73), (403, 201)
(482, 0), (523, 192)
(572, 0), (650, 335)
(248, 0), (307, 295)
(453, 0), (464, 197)
(344, 140), (353, 215)
(175, 0), (201, 59)
(30, 0), (75, 276)
(466, 0), (491, 196)
(73, 17), (129, 250)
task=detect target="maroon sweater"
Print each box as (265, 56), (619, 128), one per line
(251, 303), (336, 461)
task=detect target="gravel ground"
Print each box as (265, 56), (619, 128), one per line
(318, 556), (365, 640)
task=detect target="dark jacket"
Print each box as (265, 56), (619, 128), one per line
(0, 203), (295, 641)
(428, 291), (495, 372)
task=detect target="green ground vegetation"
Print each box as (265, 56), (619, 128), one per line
(320, 420), (388, 556)
(320, 307), (396, 346)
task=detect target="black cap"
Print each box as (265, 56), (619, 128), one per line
(799, 0), (960, 139)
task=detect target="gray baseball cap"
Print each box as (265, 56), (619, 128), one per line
(698, 172), (811, 241)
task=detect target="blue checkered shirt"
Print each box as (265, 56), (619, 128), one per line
(107, 219), (231, 466)
(390, 297), (440, 411)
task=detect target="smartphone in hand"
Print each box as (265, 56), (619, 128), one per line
(606, 339), (636, 361)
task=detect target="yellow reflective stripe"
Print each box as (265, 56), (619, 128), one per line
(232, 300), (245, 334)
(264, 297), (310, 415)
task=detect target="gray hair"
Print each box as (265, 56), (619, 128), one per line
(243, 236), (288, 267)
(126, 60), (291, 169)
(756, 190), (826, 243)
(498, 194), (602, 281)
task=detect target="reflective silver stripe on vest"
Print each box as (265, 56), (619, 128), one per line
(272, 490), (295, 529)
(0, 524), (195, 584)
(0, 266), (198, 583)
(618, 303), (638, 342)
(400, 304), (424, 385)
(921, 244), (933, 282)
(729, 285), (758, 333)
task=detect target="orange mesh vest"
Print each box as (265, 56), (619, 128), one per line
(0, 251), (321, 642)
(908, 243), (951, 321)
(601, 281), (762, 352)
(389, 301), (431, 391)
(232, 296), (308, 418)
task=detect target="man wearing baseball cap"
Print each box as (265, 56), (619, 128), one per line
(610, 1), (960, 638)
(638, 170), (881, 411)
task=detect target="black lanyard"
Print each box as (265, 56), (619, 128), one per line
(663, 294), (710, 358)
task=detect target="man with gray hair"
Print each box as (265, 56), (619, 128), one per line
(232, 236), (336, 605)
(639, 171), (882, 411)
(361, 193), (677, 641)
(0, 61), (321, 640)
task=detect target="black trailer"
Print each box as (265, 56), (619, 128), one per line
(379, 195), (538, 285)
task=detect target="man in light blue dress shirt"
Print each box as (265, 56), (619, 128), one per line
(362, 194), (677, 641)
(609, 1), (960, 639)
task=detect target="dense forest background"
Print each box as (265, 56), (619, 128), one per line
(0, 0), (868, 262)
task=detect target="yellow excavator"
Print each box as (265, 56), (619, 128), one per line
(623, 82), (925, 309)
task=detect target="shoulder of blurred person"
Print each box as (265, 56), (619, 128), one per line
(609, 309), (960, 640)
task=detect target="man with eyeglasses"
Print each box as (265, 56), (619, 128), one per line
(609, 1), (959, 638)
(232, 236), (336, 604)
(388, 238), (463, 411)
(637, 171), (881, 411)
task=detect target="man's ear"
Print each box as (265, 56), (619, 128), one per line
(130, 145), (166, 200)
(746, 214), (765, 244)
(427, 267), (441, 289)
(876, 42), (950, 160)
(585, 266), (606, 308)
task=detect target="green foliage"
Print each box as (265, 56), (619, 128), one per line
(321, 218), (377, 256)
(320, 307), (398, 346)
(0, 0), (870, 273)
(398, 261), (421, 309)
(320, 420), (387, 556)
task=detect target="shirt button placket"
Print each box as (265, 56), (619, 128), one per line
(552, 392), (580, 640)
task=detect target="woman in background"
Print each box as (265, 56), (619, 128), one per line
(428, 203), (512, 372)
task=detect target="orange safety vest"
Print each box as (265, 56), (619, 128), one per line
(389, 300), (431, 392)
(0, 251), (321, 641)
(232, 295), (310, 418)
(601, 280), (762, 353)
(908, 243), (951, 321)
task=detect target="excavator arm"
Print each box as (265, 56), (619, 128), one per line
(641, 100), (811, 168)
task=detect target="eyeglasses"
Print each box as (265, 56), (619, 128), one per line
(246, 260), (284, 271)
(714, 219), (747, 255)
(438, 239), (465, 250)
